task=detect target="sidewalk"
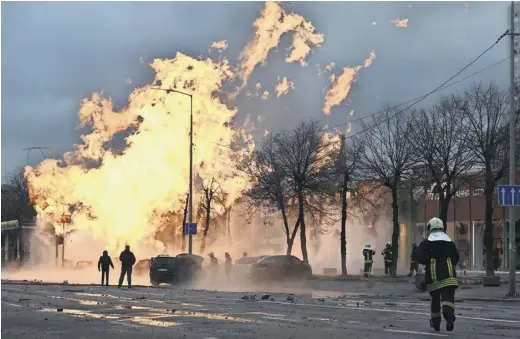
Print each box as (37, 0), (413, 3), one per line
(417, 284), (520, 302)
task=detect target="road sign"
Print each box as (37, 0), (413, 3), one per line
(184, 223), (197, 235)
(498, 185), (520, 206)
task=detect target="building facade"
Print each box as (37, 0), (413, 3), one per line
(413, 176), (520, 271)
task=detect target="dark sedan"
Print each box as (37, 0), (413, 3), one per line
(250, 255), (312, 281)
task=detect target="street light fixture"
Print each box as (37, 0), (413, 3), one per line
(150, 87), (194, 255)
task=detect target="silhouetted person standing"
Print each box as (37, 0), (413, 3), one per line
(98, 250), (115, 286)
(208, 252), (219, 280)
(224, 252), (233, 281)
(118, 245), (136, 288)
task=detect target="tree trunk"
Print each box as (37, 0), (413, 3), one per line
(226, 207), (233, 246)
(340, 173), (348, 275)
(484, 175), (495, 277)
(199, 207), (211, 254)
(286, 216), (301, 255)
(298, 190), (309, 263)
(280, 202), (292, 254)
(181, 194), (189, 252)
(390, 186), (400, 278)
(438, 196), (450, 232)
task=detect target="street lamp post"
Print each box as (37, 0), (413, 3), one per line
(151, 87), (194, 255)
(509, 2), (518, 297)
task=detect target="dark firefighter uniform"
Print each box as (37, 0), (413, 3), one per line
(408, 243), (420, 277)
(381, 243), (392, 275)
(98, 250), (115, 286)
(362, 244), (376, 277)
(417, 217), (459, 332)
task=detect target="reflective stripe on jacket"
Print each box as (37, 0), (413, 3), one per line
(417, 232), (459, 291)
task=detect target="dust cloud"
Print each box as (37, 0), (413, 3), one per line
(3, 204), (396, 288)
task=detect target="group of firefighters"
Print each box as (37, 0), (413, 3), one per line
(362, 217), (459, 332)
(362, 242), (420, 278)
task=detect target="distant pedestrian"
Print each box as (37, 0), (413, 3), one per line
(242, 252), (248, 258)
(224, 252), (233, 280)
(381, 242), (392, 275)
(208, 252), (219, 280)
(98, 250), (115, 286)
(118, 245), (136, 288)
(362, 244), (375, 278)
(408, 243), (421, 277)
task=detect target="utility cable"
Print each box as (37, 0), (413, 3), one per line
(203, 30), (510, 148)
(342, 30), (510, 139)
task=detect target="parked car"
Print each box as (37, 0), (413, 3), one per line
(149, 254), (204, 286)
(234, 255), (268, 279)
(251, 255), (312, 281)
(134, 259), (151, 276)
(74, 261), (95, 270)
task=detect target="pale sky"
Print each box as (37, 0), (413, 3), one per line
(1, 1), (510, 179)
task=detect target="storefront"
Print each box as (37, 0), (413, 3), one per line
(414, 178), (520, 271)
(1, 220), (37, 264)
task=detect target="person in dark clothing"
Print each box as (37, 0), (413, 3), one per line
(493, 246), (502, 271)
(118, 245), (136, 288)
(417, 217), (459, 332)
(224, 252), (233, 281)
(362, 244), (376, 278)
(98, 250), (115, 286)
(381, 242), (392, 275)
(208, 252), (219, 280)
(408, 243), (420, 277)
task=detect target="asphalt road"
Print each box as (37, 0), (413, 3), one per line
(2, 282), (520, 339)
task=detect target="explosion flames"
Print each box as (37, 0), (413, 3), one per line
(23, 2), (376, 254)
(25, 53), (249, 252)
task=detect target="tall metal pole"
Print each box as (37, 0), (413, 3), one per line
(509, 1), (517, 297)
(188, 94), (194, 255)
(62, 221), (65, 266)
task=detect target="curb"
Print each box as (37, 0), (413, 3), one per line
(312, 275), (411, 283)
(1, 280), (153, 288)
(417, 296), (520, 303)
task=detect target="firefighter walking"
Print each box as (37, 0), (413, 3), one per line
(362, 244), (376, 277)
(417, 217), (459, 332)
(408, 243), (421, 277)
(381, 242), (392, 275)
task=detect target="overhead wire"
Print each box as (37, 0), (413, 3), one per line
(202, 30), (510, 149)
(342, 30), (510, 140)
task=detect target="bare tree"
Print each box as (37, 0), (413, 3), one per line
(334, 135), (364, 275)
(461, 82), (517, 277)
(358, 108), (416, 277)
(1, 168), (36, 222)
(198, 178), (227, 254)
(276, 120), (338, 263)
(408, 95), (476, 228)
(240, 136), (301, 255)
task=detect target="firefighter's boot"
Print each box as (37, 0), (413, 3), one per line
(444, 311), (455, 332)
(430, 317), (441, 332)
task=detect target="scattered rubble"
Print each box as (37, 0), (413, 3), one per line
(286, 294), (295, 302)
(261, 294), (270, 300)
(241, 294), (257, 301)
